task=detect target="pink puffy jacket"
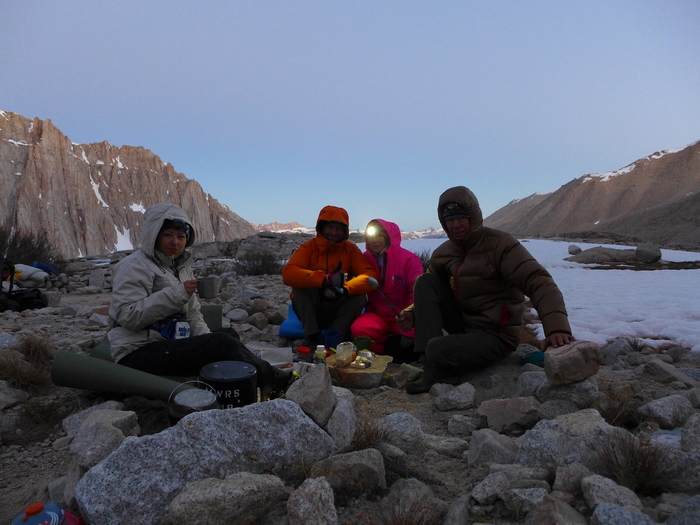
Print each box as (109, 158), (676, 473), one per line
(351, 219), (424, 350)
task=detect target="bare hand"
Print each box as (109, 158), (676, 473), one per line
(396, 310), (415, 331)
(184, 279), (198, 296)
(540, 332), (576, 351)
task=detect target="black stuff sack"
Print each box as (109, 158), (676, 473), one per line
(1, 258), (49, 312)
(8, 288), (49, 311)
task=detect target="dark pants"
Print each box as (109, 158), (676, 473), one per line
(117, 328), (283, 388)
(292, 287), (367, 340)
(413, 273), (511, 385)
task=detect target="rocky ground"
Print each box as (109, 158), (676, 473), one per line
(2, 256), (700, 523)
(0, 283), (513, 523)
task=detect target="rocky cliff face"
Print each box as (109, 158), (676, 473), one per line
(484, 141), (700, 248)
(0, 110), (256, 259)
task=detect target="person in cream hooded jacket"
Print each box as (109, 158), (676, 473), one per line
(108, 203), (290, 394)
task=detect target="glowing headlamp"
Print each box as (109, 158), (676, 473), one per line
(366, 225), (379, 237)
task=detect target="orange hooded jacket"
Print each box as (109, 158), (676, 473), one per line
(282, 206), (377, 296)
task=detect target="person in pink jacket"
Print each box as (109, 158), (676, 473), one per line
(350, 219), (424, 362)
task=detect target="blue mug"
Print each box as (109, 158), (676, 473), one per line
(321, 329), (341, 351)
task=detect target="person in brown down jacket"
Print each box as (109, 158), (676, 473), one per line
(397, 186), (575, 394)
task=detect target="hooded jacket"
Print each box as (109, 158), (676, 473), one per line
(108, 203), (209, 362)
(429, 186), (571, 348)
(282, 205), (377, 296)
(363, 219), (424, 335)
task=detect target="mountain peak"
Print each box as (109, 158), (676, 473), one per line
(484, 140), (700, 249)
(0, 110), (256, 259)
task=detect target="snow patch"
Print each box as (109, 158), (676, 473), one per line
(400, 238), (700, 352)
(7, 139), (30, 147)
(90, 175), (109, 208)
(130, 203), (146, 213)
(113, 226), (134, 252)
(583, 163), (636, 183)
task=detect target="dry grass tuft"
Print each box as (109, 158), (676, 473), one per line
(351, 412), (388, 451)
(3, 395), (86, 445)
(591, 388), (640, 428)
(366, 497), (436, 525)
(17, 334), (53, 367)
(593, 431), (682, 495)
(0, 335), (52, 391)
(233, 248), (282, 276)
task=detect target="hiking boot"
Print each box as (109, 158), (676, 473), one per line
(405, 378), (432, 394)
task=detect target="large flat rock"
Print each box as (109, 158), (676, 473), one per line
(326, 354), (393, 389)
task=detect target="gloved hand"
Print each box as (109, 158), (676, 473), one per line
(323, 271), (346, 288)
(323, 283), (347, 299)
(321, 262), (346, 299)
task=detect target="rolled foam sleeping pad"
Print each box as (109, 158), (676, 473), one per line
(51, 351), (193, 401)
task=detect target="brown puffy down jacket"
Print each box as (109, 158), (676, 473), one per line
(429, 186), (571, 348)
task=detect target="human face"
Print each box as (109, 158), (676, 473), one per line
(367, 234), (387, 255)
(156, 228), (188, 258)
(322, 222), (345, 243)
(445, 217), (471, 241)
(365, 225), (388, 254)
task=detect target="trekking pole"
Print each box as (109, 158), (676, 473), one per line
(367, 277), (400, 316)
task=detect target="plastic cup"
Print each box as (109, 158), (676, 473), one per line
(321, 329), (341, 351)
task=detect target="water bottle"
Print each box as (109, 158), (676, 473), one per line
(314, 344), (327, 364)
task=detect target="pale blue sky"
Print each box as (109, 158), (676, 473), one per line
(2, 1), (698, 231)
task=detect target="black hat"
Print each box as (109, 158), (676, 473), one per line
(442, 202), (470, 221)
(161, 218), (193, 244)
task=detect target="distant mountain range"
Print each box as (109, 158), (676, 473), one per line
(485, 140), (700, 249)
(256, 222), (446, 241)
(2, 108), (697, 259)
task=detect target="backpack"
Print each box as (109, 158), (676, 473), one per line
(1, 258), (49, 312)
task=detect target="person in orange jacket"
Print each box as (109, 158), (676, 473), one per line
(283, 205), (378, 345)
